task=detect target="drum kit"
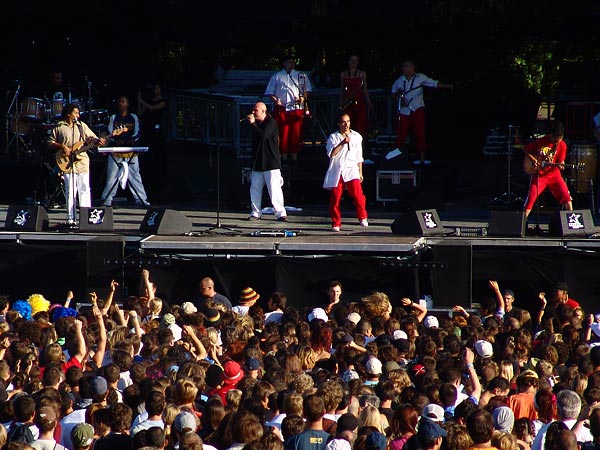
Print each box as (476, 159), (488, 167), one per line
(4, 85), (108, 158)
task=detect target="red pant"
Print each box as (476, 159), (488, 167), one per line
(274, 107), (305, 154)
(329, 177), (368, 228)
(524, 170), (572, 210)
(396, 107), (427, 153)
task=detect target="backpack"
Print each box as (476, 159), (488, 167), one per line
(7, 423), (35, 444)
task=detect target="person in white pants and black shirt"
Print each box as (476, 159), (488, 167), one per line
(245, 102), (287, 221)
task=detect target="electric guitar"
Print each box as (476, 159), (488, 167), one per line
(523, 154), (585, 175)
(55, 125), (126, 173)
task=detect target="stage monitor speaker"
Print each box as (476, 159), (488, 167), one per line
(79, 207), (114, 232)
(550, 209), (595, 237)
(390, 209), (445, 236)
(139, 208), (192, 235)
(488, 210), (526, 237)
(4, 205), (49, 231)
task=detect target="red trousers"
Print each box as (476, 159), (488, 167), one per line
(329, 177), (368, 228)
(524, 170), (572, 210)
(396, 107), (427, 153)
(274, 107), (305, 154)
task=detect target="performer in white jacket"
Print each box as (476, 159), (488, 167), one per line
(323, 113), (368, 232)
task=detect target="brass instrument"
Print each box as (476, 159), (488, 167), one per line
(298, 73), (311, 118)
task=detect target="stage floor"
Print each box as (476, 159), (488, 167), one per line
(1, 202), (600, 256)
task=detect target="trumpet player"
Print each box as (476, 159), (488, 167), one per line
(264, 54), (312, 162)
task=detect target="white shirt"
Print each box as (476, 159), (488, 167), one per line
(391, 73), (439, 114)
(130, 418), (165, 436)
(118, 370), (133, 391)
(531, 419), (593, 450)
(265, 69), (313, 111)
(61, 408), (86, 449)
(232, 305), (250, 316)
(264, 310), (283, 324)
(323, 130), (364, 189)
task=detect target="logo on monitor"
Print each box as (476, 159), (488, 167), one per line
(13, 209), (30, 227)
(88, 209), (105, 225)
(567, 212), (584, 230)
(421, 211), (438, 229)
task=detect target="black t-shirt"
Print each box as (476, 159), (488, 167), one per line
(93, 432), (133, 450)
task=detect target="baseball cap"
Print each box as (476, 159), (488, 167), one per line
(181, 302), (198, 315)
(474, 339), (493, 358)
(89, 376), (108, 396)
(365, 357), (383, 375)
(341, 334), (354, 344)
(173, 411), (197, 432)
(347, 312), (361, 325)
(222, 360), (243, 384)
(424, 315), (439, 329)
(71, 423), (94, 448)
(393, 329), (408, 340)
(161, 313), (176, 326)
(308, 307), (328, 322)
(383, 361), (402, 375)
(245, 357), (261, 371)
(417, 418), (447, 440)
(503, 289), (515, 297)
(422, 403), (445, 422)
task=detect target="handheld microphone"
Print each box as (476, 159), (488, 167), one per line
(240, 116), (252, 123)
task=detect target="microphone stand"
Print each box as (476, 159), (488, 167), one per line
(4, 82), (22, 156)
(205, 90), (240, 234)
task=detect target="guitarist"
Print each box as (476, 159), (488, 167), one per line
(523, 120), (573, 218)
(48, 103), (106, 225)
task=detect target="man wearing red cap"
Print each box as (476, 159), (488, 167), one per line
(214, 360), (243, 404)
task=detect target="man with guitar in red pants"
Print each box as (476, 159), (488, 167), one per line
(522, 121), (573, 218)
(264, 55), (312, 163)
(48, 103), (106, 226)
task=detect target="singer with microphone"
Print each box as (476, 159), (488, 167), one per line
(323, 113), (368, 232)
(264, 54), (312, 163)
(47, 103), (106, 226)
(245, 102), (287, 222)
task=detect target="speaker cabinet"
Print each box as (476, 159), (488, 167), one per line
(139, 208), (192, 235)
(390, 209), (445, 236)
(79, 207), (114, 232)
(4, 205), (49, 231)
(550, 209), (595, 237)
(488, 210), (526, 237)
(86, 236), (124, 293)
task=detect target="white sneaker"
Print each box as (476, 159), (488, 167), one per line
(360, 219), (369, 227)
(423, 160), (431, 165)
(413, 160), (421, 165)
(332, 226), (340, 232)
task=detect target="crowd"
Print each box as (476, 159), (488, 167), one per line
(0, 271), (598, 450)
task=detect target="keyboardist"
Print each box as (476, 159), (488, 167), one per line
(100, 96), (150, 208)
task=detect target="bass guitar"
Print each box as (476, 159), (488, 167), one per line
(523, 154), (585, 175)
(55, 125), (126, 173)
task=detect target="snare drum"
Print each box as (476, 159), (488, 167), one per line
(20, 98), (46, 121)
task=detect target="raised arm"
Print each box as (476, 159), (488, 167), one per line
(128, 310), (143, 338)
(101, 279), (119, 316)
(400, 297), (428, 322)
(489, 280), (504, 314)
(463, 347), (481, 403)
(183, 325), (207, 360)
(91, 301), (107, 368)
(71, 319), (86, 365)
(536, 292), (547, 325)
(141, 269), (155, 300)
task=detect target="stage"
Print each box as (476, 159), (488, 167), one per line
(1, 200), (600, 317)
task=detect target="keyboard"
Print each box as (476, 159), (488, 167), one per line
(98, 146), (149, 153)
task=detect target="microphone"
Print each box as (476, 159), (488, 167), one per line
(73, 117), (78, 124)
(240, 116), (252, 123)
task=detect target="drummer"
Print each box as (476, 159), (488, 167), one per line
(43, 69), (80, 123)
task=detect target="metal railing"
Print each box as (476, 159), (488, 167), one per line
(166, 88), (396, 157)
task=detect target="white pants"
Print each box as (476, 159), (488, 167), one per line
(63, 172), (91, 220)
(250, 169), (286, 218)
